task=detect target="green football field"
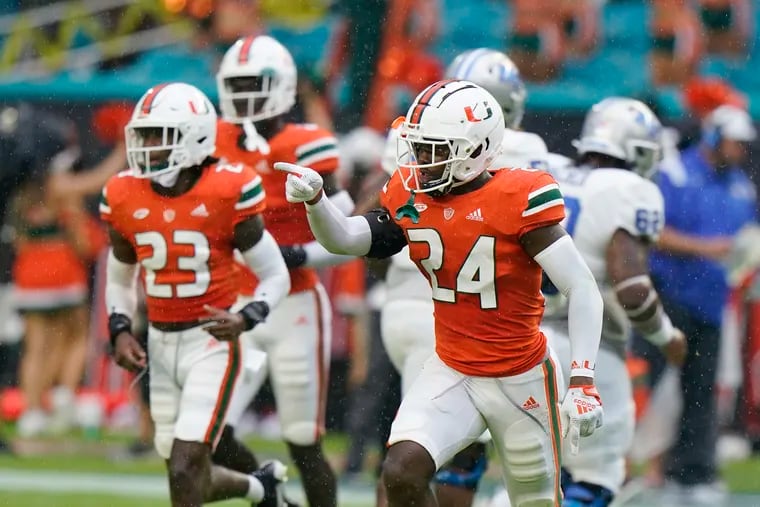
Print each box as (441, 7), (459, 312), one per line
(2, 432), (760, 506)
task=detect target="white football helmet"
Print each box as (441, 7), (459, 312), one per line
(445, 48), (526, 129)
(217, 35), (297, 123)
(125, 82), (217, 187)
(573, 97), (663, 179)
(397, 79), (505, 195)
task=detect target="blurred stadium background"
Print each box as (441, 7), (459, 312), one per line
(0, 0), (759, 506)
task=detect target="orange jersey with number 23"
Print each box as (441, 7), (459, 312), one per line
(380, 167), (565, 377)
(100, 162), (265, 323)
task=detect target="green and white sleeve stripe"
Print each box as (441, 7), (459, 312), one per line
(235, 176), (265, 210)
(522, 183), (563, 217)
(99, 189), (111, 215)
(296, 137), (339, 167)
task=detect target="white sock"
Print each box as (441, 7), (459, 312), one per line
(246, 475), (264, 501)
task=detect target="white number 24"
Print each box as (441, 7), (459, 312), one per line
(407, 229), (497, 309)
(134, 230), (210, 298)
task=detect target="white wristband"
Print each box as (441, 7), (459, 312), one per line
(644, 312), (675, 347)
(570, 363), (596, 379)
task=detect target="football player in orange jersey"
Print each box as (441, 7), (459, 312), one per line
(277, 80), (605, 507)
(214, 35), (355, 507)
(101, 82), (292, 507)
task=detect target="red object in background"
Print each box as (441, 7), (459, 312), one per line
(742, 296), (760, 439)
(91, 102), (134, 145)
(0, 387), (25, 421)
(0, 387), (128, 422)
(400, 50), (444, 92)
(683, 77), (748, 119)
(627, 355), (651, 421)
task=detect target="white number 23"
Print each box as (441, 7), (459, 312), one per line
(134, 230), (211, 298)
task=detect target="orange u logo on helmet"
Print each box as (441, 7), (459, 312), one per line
(464, 103), (493, 123)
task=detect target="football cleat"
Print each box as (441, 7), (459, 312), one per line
(251, 459), (288, 507)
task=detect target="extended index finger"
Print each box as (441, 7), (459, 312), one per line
(273, 162), (309, 176)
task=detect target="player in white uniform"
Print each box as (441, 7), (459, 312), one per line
(448, 48), (550, 171)
(490, 98), (688, 507)
(376, 49), (561, 507)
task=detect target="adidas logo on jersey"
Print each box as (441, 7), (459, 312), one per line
(466, 208), (484, 222)
(191, 203), (209, 217)
(522, 396), (540, 410)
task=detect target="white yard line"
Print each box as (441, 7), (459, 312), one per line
(2, 469), (756, 506)
(0, 469), (377, 503)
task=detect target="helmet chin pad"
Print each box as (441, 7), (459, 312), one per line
(152, 168), (182, 188)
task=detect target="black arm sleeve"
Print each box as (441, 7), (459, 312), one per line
(365, 208), (407, 259)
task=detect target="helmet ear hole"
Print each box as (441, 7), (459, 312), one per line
(469, 144), (483, 159)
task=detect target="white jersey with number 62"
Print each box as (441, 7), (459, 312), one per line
(545, 166), (665, 345)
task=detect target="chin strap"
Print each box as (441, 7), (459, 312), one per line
(242, 119), (271, 154)
(152, 169), (181, 188)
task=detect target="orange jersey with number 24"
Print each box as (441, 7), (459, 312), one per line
(380, 167), (565, 377)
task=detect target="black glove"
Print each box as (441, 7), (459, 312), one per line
(279, 244), (307, 269)
(108, 313), (133, 350)
(238, 301), (270, 331)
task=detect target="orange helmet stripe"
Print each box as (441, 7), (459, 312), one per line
(409, 79), (456, 124)
(238, 36), (256, 65)
(140, 83), (170, 115)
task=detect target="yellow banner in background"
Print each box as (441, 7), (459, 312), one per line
(0, 0), (192, 74)
(259, 0), (330, 29)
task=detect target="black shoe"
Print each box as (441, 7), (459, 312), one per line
(0, 438), (12, 455)
(251, 460), (288, 507)
(126, 440), (154, 458)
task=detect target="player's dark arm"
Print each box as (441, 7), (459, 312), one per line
(109, 225), (137, 264)
(105, 226), (145, 371)
(233, 214), (291, 318)
(607, 229), (686, 364)
(520, 224), (603, 386)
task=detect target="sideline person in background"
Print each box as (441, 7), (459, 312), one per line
(649, 104), (758, 504)
(7, 103), (127, 437)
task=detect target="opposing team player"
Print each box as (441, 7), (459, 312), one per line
(277, 79), (605, 507)
(448, 48), (550, 170)
(491, 98), (688, 507)
(102, 82), (291, 507)
(447, 49), (574, 173)
(215, 35), (353, 507)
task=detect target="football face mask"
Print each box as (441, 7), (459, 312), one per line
(223, 74), (276, 120)
(397, 126), (477, 195)
(126, 125), (179, 176)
